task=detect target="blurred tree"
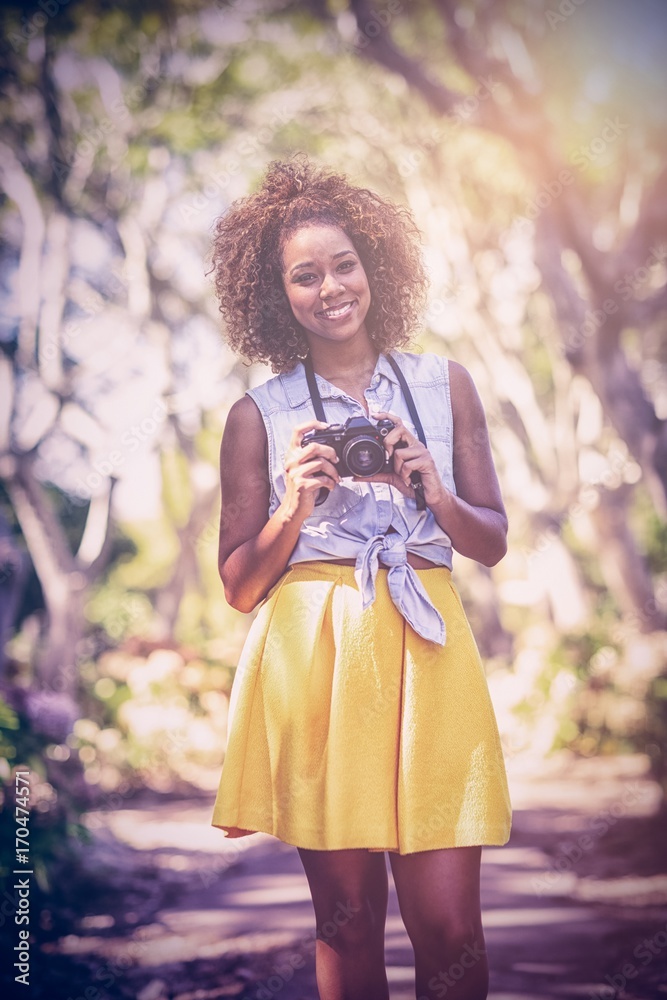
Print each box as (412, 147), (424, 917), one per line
(0, 1), (242, 687)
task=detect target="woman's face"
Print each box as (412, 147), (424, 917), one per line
(281, 224), (372, 348)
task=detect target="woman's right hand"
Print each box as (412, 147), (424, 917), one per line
(280, 419), (341, 520)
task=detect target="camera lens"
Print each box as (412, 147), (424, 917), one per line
(343, 436), (385, 477)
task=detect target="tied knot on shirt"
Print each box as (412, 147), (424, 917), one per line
(354, 530), (447, 646)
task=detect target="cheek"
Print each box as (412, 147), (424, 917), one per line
(283, 285), (301, 308)
(287, 289), (308, 314)
(357, 271), (371, 298)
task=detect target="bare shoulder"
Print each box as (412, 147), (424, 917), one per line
(221, 394), (267, 459)
(225, 393), (266, 432)
(447, 359), (482, 418)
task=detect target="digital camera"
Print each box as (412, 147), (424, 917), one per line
(301, 415), (408, 504)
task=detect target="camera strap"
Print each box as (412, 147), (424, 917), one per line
(303, 352), (327, 423)
(385, 354), (428, 451)
(302, 351), (427, 510)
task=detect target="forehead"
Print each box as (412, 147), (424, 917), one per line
(281, 224), (356, 267)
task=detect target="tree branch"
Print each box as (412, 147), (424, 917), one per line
(4, 453), (76, 581)
(78, 479), (117, 583)
(348, 0), (471, 118)
(618, 164), (667, 274)
(535, 209), (667, 514)
(0, 143), (46, 368)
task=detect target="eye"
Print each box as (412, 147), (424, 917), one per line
(294, 273), (316, 284)
(337, 259), (356, 271)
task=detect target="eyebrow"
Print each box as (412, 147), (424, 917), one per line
(289, 250), (357, 275)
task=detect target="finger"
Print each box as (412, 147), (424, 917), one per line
(299, 472), (337, 492)
(291, 419), (331, 446)
(394, 458), (429, 480)
(296, 458), (341, 484)
(397, 452), (434, 470)
(371, 409), (402, 424)
(384, 428), (417, 453)
(299, 440), (339, 464)
(391, 445), (425, 465)
(304, 476), (335, 493)
(395, 461), (430, 487)
(285, 442), (336, 470)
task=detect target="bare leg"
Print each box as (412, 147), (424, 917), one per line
(297, 847), (390, 1000)
(389, 846), (488, 1000)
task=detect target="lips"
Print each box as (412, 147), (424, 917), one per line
(316, 300), (355, 320)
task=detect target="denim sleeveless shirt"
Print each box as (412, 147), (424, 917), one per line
(246, 350), (456, 645)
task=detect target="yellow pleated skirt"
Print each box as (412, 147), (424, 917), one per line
(212, 560), (511, 854)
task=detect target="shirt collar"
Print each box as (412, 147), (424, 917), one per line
(281, 351), (400, 409)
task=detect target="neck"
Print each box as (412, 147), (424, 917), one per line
(306, 332), (379, 381)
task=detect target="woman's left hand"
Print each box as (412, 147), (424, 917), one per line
(351, 410), (449, 507)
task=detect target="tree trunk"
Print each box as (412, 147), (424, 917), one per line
(590, 485), (667, 632)
(3, 454), (114, 692)
(0, 514), (30, 678)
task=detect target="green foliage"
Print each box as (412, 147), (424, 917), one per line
(111, 517), (180, 590)
(70, 646), (234, 793)
(161, 447), (193, 528)
(85, 584), (155, 642)
(0, 696), (87, 892)
(643, 513), (667, 576)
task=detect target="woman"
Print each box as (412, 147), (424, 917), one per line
(209, 155), (511, 1000)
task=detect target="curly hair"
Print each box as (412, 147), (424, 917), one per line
(209, 155), (428, 373)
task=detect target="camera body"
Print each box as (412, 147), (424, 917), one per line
(301, 415), (407, 503)
(301, 415), (404, 479)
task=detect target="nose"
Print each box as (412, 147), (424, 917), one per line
(320, 271), (345, 299)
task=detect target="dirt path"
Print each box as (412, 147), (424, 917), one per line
(32, 753), (667, 1000)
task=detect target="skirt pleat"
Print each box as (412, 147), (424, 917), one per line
(212, 560), (512, 854)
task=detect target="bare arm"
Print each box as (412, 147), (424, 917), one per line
(427, 360), (508, 566)
(218, 395), (340, 612)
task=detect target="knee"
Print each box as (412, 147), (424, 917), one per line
(409, 913), (486, 960)
(316, 894), (384, 952)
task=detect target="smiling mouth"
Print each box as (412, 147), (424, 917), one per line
(316, 301), (355, 320)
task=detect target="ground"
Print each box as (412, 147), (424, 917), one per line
(14, 753), (667, 1000)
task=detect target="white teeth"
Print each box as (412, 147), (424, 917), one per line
(320, 302), (353, 319)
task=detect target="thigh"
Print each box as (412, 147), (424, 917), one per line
(297, 848), (389, 928)
(389, 846), (483, 939)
